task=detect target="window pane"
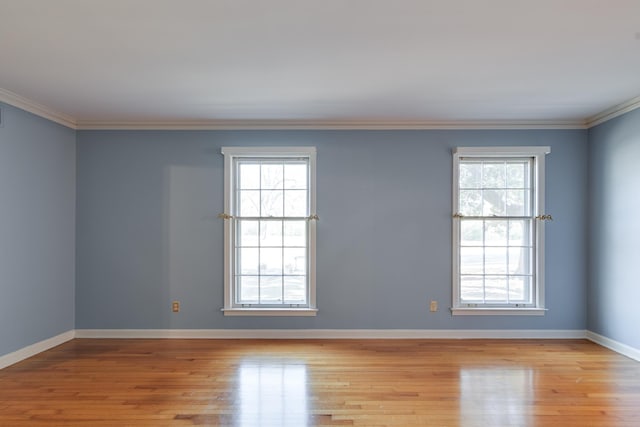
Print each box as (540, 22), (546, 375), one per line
(485, 247), (507, 274)
(238, 190), (260, 217)
(238, 248), (259, 274)
(459, 190), (482, 216)
(260, 220), (282, 247)
(506, 161), (527, 189)
(261, 190), (283, 217)
(485, 276), (508, 302)
(284, 190), (307, 217)
(509, 220), (531, 246)
(260, 248), (282, 275)
(238, 220), (259, 247)
(506, 189), (529, 216)
(260, 276), (283, 303)
(509, 247), (530, 275)
(509, 276), (531, 303)
(237, 276), (259, 303)
(261, 164), (283, 190)
(482, 189), (506, 216)
(284, 276), (307, 303)
(284, 221), (306, 247)
(284, 163), (307, 189)
(460, 276), (484, 302)
(461, 220), (483, 246)
(485, 220), (507, 246)
(459, 162), (482, 189)
(460, 247), (484, 274)
(482, 162), (506, 188)
(238, 163), (260, 189)
(284, 248), (306, 275)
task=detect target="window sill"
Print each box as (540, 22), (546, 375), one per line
(222, 308), (318, 317)
(451, 308), (547, 316)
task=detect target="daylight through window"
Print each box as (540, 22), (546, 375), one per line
(221, 147), (317, 316)
(452, 147), (550, 315)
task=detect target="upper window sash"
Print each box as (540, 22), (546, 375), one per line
(453, 146), (550, 220)
(232, 157), (311, 219)
(457, 157), (534, 218)
(222, 147), (317, 219)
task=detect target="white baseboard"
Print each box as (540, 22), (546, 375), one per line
(74, 329), (587, 340)
(0, 330), (75, 370)
(3, 329), (608, 370)
(586, 330), (640, 362)
(5, 330), (638, 370)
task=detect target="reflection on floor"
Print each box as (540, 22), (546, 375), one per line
(237, 361), (308, 427)
(460, 368), (534, 426)
(0, 339), (639, 426)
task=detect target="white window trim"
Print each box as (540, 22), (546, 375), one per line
(221, 146), (317, 316)
(451, 146), (551, 316)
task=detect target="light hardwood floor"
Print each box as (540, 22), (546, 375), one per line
(0, 339), (638, 426)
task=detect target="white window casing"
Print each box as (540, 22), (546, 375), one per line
(451, 146), (551, 316)
(221, 147), (317, 316)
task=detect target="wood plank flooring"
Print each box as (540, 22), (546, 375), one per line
(0, 339), (639, 426)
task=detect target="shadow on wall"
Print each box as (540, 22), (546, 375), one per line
(163, 165), (220, 328)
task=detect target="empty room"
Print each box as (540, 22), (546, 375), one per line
(1, 1), (639, 426)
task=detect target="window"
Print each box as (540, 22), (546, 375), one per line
(221, 147), (317, 316)
(452, 146), (550, 315)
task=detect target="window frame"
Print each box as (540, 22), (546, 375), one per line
(451, 146), (550, 316)
(221, 146), (317, 316)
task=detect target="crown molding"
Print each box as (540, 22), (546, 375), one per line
(75, 119), (586, 130)
(0, 88), (77, 129)
(4, 86), (640, 131)
(586, 95), (640, 128)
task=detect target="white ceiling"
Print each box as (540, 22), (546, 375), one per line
(1, 0), (640, 128)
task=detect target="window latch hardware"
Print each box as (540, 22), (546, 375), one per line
(452, 213), (464, 218)
(218, 213), (234, 220)
(535, 214), (553, 221)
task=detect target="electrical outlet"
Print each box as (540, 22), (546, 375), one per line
(172, 301), (180, 312)
(430, 300), (438, 312)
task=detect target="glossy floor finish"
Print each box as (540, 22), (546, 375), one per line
(0, 339), (639, 426)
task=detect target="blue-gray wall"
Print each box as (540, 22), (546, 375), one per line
(588, 108), (640, 350)
(76, 129), (588, 330)
(0, 103), (76, 357)
(10, 97), (640, 355)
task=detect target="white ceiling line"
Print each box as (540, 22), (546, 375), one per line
(0, 88), (77, 129)
(74, 119), (587, 130)
(585, 95), (640, 128)
(3, 87), (640, 131)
